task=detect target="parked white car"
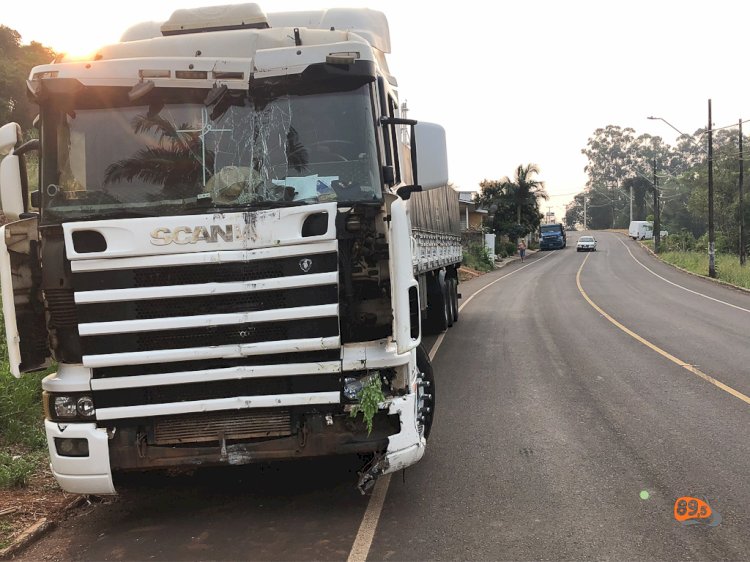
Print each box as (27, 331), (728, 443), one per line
(577, 235), (597, 252)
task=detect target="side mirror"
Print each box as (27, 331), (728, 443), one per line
(0, 155), (25, 220)
(0, 123), (21, 156)
(413, 122), (448, 190)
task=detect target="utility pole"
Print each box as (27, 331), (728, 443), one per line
(708, 99), (716, 278)
(629, 184), (633, 224)
(653, 158), (660, 253)
(583, 196), (587, 230)
(741, 119), (746, 266)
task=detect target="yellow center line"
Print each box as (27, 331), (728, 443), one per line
(576, 253), (750, 406)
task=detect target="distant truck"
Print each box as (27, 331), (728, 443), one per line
(629, 221), (653, 240)
(628, 221), (668, 241)
(539, 223), (566, 250)
(0, 3), (461, 495)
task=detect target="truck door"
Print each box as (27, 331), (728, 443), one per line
(0, 217), (51, 377)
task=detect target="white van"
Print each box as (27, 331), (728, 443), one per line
(628, 221), (653, 240)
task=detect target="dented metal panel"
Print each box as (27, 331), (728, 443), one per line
(0, 218), (51, 376)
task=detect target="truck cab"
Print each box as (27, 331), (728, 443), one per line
(0, 4), (458, 495)
(539, 223), (566, 250)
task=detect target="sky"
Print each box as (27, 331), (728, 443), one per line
(4, 0), (749, 220)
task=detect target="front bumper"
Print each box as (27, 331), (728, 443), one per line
(540, 239), (564, 249)
(44, 392), (424, 495)
(45, 420), (115, 495)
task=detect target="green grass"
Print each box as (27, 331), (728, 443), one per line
(0, 309), (51, 490)
(656, 251), (750, 290)
(0, 520), (14, 550)
(0, 450), (46, 489)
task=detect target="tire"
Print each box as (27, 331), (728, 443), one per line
(415, 344), (435, 440)
(445, 282), (453, 328)
(449, 277), (459, 323)
(424, 273), (449, 334)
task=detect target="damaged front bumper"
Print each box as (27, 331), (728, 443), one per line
(357, 392), (425, 494)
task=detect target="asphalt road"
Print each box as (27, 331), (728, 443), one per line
(18, 232), (750, 561)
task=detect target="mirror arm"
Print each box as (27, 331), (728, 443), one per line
(396, 184), (422, 200)
(14, 138), (39, 157)
(379, 116), (417, 126)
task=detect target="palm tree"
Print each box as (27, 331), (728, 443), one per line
(501, 163), (548, 227)
(104, 113), (213, 198)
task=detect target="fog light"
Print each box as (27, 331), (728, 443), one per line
(343, 372), (379, 401)
(54, 396), (78, 418)
(77, 396), (95, 417)
(54, 437), (89, 457)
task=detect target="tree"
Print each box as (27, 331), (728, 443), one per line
(0, 26), (55, 133)
(581, 125), (638, 228)
(475, 164), (548, 238)
(565, 193), (585, 228)
(103, 113), (215, 198)
(502, 164), (548, 227)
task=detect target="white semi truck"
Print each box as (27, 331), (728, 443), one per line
(0, 4), (462, 494)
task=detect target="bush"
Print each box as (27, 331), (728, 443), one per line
(462, 243), (494, 272)
(495, 241), (517, 258)
(694, 232), (732, 254)
(665, 229), (696, 252)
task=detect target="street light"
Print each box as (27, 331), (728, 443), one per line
(647, 115), (709, 154)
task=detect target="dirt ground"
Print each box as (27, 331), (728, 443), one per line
(0, 466), (77, 556)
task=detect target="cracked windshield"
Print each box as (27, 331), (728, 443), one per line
(45, 84), (381, 222)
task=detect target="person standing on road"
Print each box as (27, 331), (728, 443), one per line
(517, 239), (527, 262)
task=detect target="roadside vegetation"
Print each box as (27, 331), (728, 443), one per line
(0, 311), (50, 491)
(474, 164), (549, 244)
(657, 250), (750, 290)
(462, 243), (494, 272)
(641, 231), (750, 290)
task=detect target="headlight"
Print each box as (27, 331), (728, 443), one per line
(54, 396), (78, 418)
(46, 393), (96, 421)
(77, 396), (96, 417)
(343, 372), (379, 401)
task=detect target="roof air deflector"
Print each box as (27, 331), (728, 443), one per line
(161, 3), (269, 36)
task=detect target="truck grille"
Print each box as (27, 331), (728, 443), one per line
(69, 240), (342, 421)
(153, 409), (292, 445)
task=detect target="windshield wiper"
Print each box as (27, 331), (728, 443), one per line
(47, 208), (160, 221)
(212, 200), (312, 211)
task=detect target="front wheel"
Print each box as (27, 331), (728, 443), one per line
(415, 344), (435, 440)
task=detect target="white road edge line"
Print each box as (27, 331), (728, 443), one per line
(347, 250), (554, 562)
(619, 239), (750, 314)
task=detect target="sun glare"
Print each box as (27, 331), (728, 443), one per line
(48, 30), (120, 62)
